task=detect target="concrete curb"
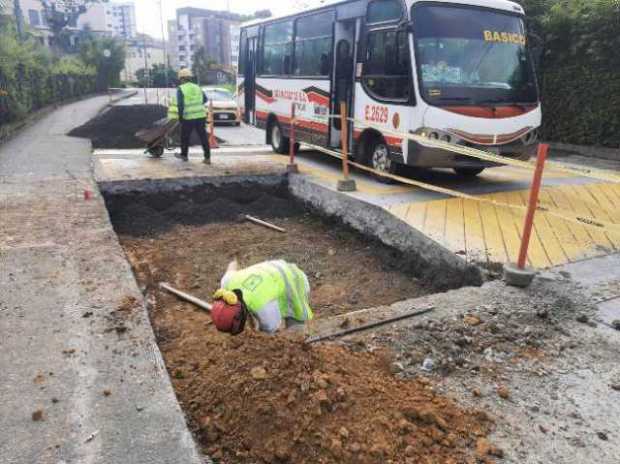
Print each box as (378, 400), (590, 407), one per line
(0, 90), (137, 147)
(98, 173), (285, 197)
(549, 142), (620, 162)
(288, 175), (483, 290)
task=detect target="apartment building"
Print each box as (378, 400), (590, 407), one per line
(106, 2), (136, 39)
(17, 0), (136, 46)
(123, 35), (165, 81)
(167, 8), (241, 72)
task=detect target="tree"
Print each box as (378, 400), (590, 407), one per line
(38, 0), (102, 52)
(136, 64), (176, 88)
(253, 9), (272, 19)
(79, 35), (125, 91)
(191, 46), (217, 85)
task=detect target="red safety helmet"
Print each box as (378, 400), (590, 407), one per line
(211, 298), (247, 335)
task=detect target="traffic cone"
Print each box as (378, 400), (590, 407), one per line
(208, 101), (219, 149)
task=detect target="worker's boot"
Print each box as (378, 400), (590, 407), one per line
(203, 146), (211, 164)
(174, 152), (189, 162)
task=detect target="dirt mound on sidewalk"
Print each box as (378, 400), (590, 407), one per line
(169, 330), (494, 464)
(69, 105), (168, 148)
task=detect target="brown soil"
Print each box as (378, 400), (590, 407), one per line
(122, 217), (433, 317)
(110, 186), (495, 463)
(172, 331), (494, 464)
(110, 184), (434, 316)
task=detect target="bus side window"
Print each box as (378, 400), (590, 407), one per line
(293, 11), (334, 77)
(363, 29), (411, 101)
(261, 21), (294, 75)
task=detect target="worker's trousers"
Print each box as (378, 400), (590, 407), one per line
(180, 118), (210, 159)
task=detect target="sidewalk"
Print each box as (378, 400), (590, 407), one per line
(0, 97), (203, 463)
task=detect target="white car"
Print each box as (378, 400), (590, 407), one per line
(203, 87), (241, 126)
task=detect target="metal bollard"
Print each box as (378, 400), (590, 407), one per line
(504, 143), (548, 287)
(287, 103), (299, 174)
(518, 143), (548, 269)
(337, 101), (356, 192)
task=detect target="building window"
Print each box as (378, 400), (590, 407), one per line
(367, 0), (403, 24)
(363, 29), (411, 101)
(28, 9), (40, 26)
(293, 11), (334, 77)
(260, 21), (293, 75)
(179, 45), (186, 51)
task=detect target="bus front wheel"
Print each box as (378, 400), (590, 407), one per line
(269, 120), (290, 155)
(368, 138), (397, 183)
(454, 167), (485, 177)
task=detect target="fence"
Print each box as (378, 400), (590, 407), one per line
(0, 68), (96, 128)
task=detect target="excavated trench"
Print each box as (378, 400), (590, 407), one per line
(102, 180), (492, 464)
(104, 181), (439, 316)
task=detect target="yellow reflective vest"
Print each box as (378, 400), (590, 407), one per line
(179, 82), (206, 120)
(223, 260), (313, 322)
(167, 96), (179, 120)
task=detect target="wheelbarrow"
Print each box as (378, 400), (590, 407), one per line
(135, 118), (179, 158)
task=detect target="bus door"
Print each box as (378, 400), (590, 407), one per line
(244, 36), (258, 125)
(330, 19), (358, 149)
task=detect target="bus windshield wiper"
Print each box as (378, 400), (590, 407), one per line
(436, 96), (474, 103)
(476, 98), (508, 105)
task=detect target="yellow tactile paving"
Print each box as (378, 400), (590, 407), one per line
(388, 182), (620, 269)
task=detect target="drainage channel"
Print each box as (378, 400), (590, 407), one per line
(100, 176), (490, 463)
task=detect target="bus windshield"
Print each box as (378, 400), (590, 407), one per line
(412, 4), (538, 106)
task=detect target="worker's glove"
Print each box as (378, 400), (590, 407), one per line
(213, 288), (238, 305)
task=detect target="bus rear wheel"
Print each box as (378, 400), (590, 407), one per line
(269, 120), (290, 155)
(368, 138), (397, 183)
(454, 167), (485, 177)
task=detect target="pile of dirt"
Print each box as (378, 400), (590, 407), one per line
(69, 105), (168, 148)
(69, 104), (221, 149)
(167, 329), (495, 464)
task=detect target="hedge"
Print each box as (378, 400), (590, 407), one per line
(0, 23), (96, 127)
(541, 66), (620, 147)
(519, 0), (620, 148)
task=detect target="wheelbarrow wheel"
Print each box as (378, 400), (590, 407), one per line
(148, 145), (165, 158)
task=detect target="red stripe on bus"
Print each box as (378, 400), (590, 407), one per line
(353, 129), (402, 146)
(256, 111), (329, 134)
(256, 92), (276, 104)
(305, 92), (330, 106)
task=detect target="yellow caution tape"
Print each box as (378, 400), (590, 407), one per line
(302, 142), (620, 236)
(307, 114), (620, 185)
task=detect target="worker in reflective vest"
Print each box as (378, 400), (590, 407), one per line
(211, 260), (314, 335)
(167, 97), (179, 120)
(175, 68), (210, 164)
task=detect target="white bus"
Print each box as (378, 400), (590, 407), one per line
(237, 0), (541, 178)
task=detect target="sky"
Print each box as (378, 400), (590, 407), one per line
(131, 0), (330, 39)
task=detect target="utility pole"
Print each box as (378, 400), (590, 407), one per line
(158, 0), (169, 90)
(143, 34), (149, 104)
(13, 0), (24, 39)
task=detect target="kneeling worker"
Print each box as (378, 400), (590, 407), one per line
(211, 260), (314, 335)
